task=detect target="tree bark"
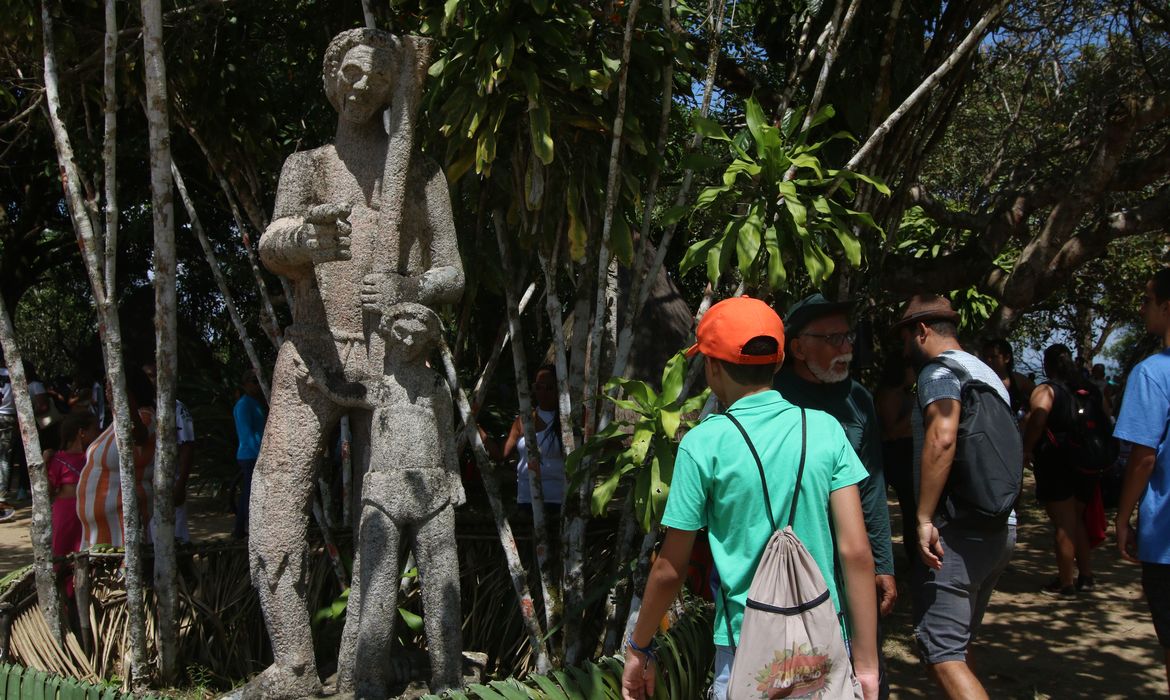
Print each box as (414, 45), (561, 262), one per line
(438, 343), (551, 672)
(0, 290), (61, 643)
(493, 212), (560, 643)
(170, 160), (271, 399)
(140, 0), (179, 684)
(40, 2), (148, 685)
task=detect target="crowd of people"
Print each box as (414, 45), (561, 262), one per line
(621, 270), (1170, 700)
(4, 269), (1170, 698)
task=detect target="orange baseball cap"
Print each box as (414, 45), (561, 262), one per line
(685, 296), (785, 365)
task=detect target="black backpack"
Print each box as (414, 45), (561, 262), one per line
(920, 355), (1023, 530)
(1043, 381), (1118, 476)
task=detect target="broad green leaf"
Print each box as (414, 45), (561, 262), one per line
(611, 213), (633, 265)
(617, 379), (656, 411)
(805, 104), (836, 131)
(679, 237), (718, 277)
(659, 205), (690, 227)
(518, 65), (541, 101)
(695, 183), (730, 208)
(721, 159), (761, 186)
(745, 97), (781, 154)
(781, 105), (807, 140)
(659, 351), (688, 404)
(427, 56), (447, 78)
(679, 152), (724, 171)
(497, 32), (514, 68)
(705, 237), (724, 286)
(531, 674), (571, 700)
(836, 169), (891, 195)
(566, 184), (587, 261)
(830, 223), (862, 267)
(591, 466), (625, 516)
(659, 409), (682, 439)
(784, 194), (808, 231)
(678, 387), (712, 416)
(764, 225), (787, 289)
(529, 103), (555, 165)
(737, 208), (765, 272)
(692, 115), (730, 141)
(789, 153), (824, 179)
(629, 425), (655, 465)
(487, 680), (531, 700)
(466, 684), (508, 700)
(442, 0), (459, 33)
(398, 607), (424, 632)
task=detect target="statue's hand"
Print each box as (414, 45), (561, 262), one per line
(302, 203), (352, 264)
(361, 271), (416, 315)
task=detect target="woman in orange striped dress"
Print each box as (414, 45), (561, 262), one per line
(76, 368), (156, 549)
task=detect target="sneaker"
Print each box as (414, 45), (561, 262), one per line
(1041, 578), (1077, 598)
(1076, 575), (1096, 592)
(0, 507), (15, 523)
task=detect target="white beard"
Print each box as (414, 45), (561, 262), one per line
(808, 353), (852, 383)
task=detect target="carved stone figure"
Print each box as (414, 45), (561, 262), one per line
(244, 28), (463, 699)
(308, 302), (464, 697)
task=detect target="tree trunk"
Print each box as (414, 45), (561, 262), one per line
(438, 343), (551, 672)
(40, 3), (149, 686)
(0, 290), (61, 643)
(171, 160), (271, 399)
(493, 212), (560, 644)
(140, 0), (178, 684)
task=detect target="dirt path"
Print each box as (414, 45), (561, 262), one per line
(0, 492), (235, 577)
(883, 474), (1166, 698)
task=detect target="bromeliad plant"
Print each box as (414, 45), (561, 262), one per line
(679, 98), (890, 291)
(568, 351), (710, 532)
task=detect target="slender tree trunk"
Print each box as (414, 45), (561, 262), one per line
(179, 118), (284, 347)
(0, 292), (61, 643)
(140, 0), (178, 683)
(601, 491), (638, 655)
(439, 343), (551, 672)
(171, 161), (271, 399)
(454, 279), (539, 455)
(41, 3), (148, 685)
(839, 0), (1010, 178)
(493, 212), (560, 643)
(102, 0), (118, 289)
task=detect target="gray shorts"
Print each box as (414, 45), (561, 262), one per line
(912, 524), (1015, 664)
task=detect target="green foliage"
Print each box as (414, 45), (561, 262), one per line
(424, 603), (713, 700)
(567, 351), (709, 532)
(679, 99), (887, 292)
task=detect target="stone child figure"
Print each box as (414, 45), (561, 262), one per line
(313, 303), (464, 697)
(246, 28), (464, 699)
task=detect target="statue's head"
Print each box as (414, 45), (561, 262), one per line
(378, 302), (442, 362)
(323, 28), (400, 125)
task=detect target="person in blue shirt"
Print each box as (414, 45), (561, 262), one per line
(233, 369), (267, 539)
(1115, 267), (1170, 694)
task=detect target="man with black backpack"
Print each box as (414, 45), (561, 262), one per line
(895, 295), (1022, 700)
(620, 296), (878, 700)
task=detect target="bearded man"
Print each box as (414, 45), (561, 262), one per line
(773, 293), (896, 699)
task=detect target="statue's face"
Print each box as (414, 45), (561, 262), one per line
(336, 45), (393, 124)
(386, 313), (435, 362)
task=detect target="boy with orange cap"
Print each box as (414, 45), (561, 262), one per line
(620, 296), (878, 700)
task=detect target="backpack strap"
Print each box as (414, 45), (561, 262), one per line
(718, 406), (807, 650)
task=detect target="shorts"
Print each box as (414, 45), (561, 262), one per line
(1142, 562), (1170, 648)
(1034, 460), (1098, 503)
(913, 524), (1015, 664)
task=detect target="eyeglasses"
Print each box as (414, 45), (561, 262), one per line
(799, 331), (856, 348)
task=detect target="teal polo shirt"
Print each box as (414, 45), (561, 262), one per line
(661, 390), (867, 646)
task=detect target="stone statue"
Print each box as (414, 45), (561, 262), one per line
(305, 302), (464, 696)
(244, 27), (464, 699)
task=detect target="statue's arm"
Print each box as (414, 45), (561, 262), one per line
(260, 153), (316, 279)
(261, 152), (353, 279)
(437, 379), (466, 507)
(417, 163), (465, 307)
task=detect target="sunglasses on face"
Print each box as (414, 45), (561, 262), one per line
(800, 331), (856, 348)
